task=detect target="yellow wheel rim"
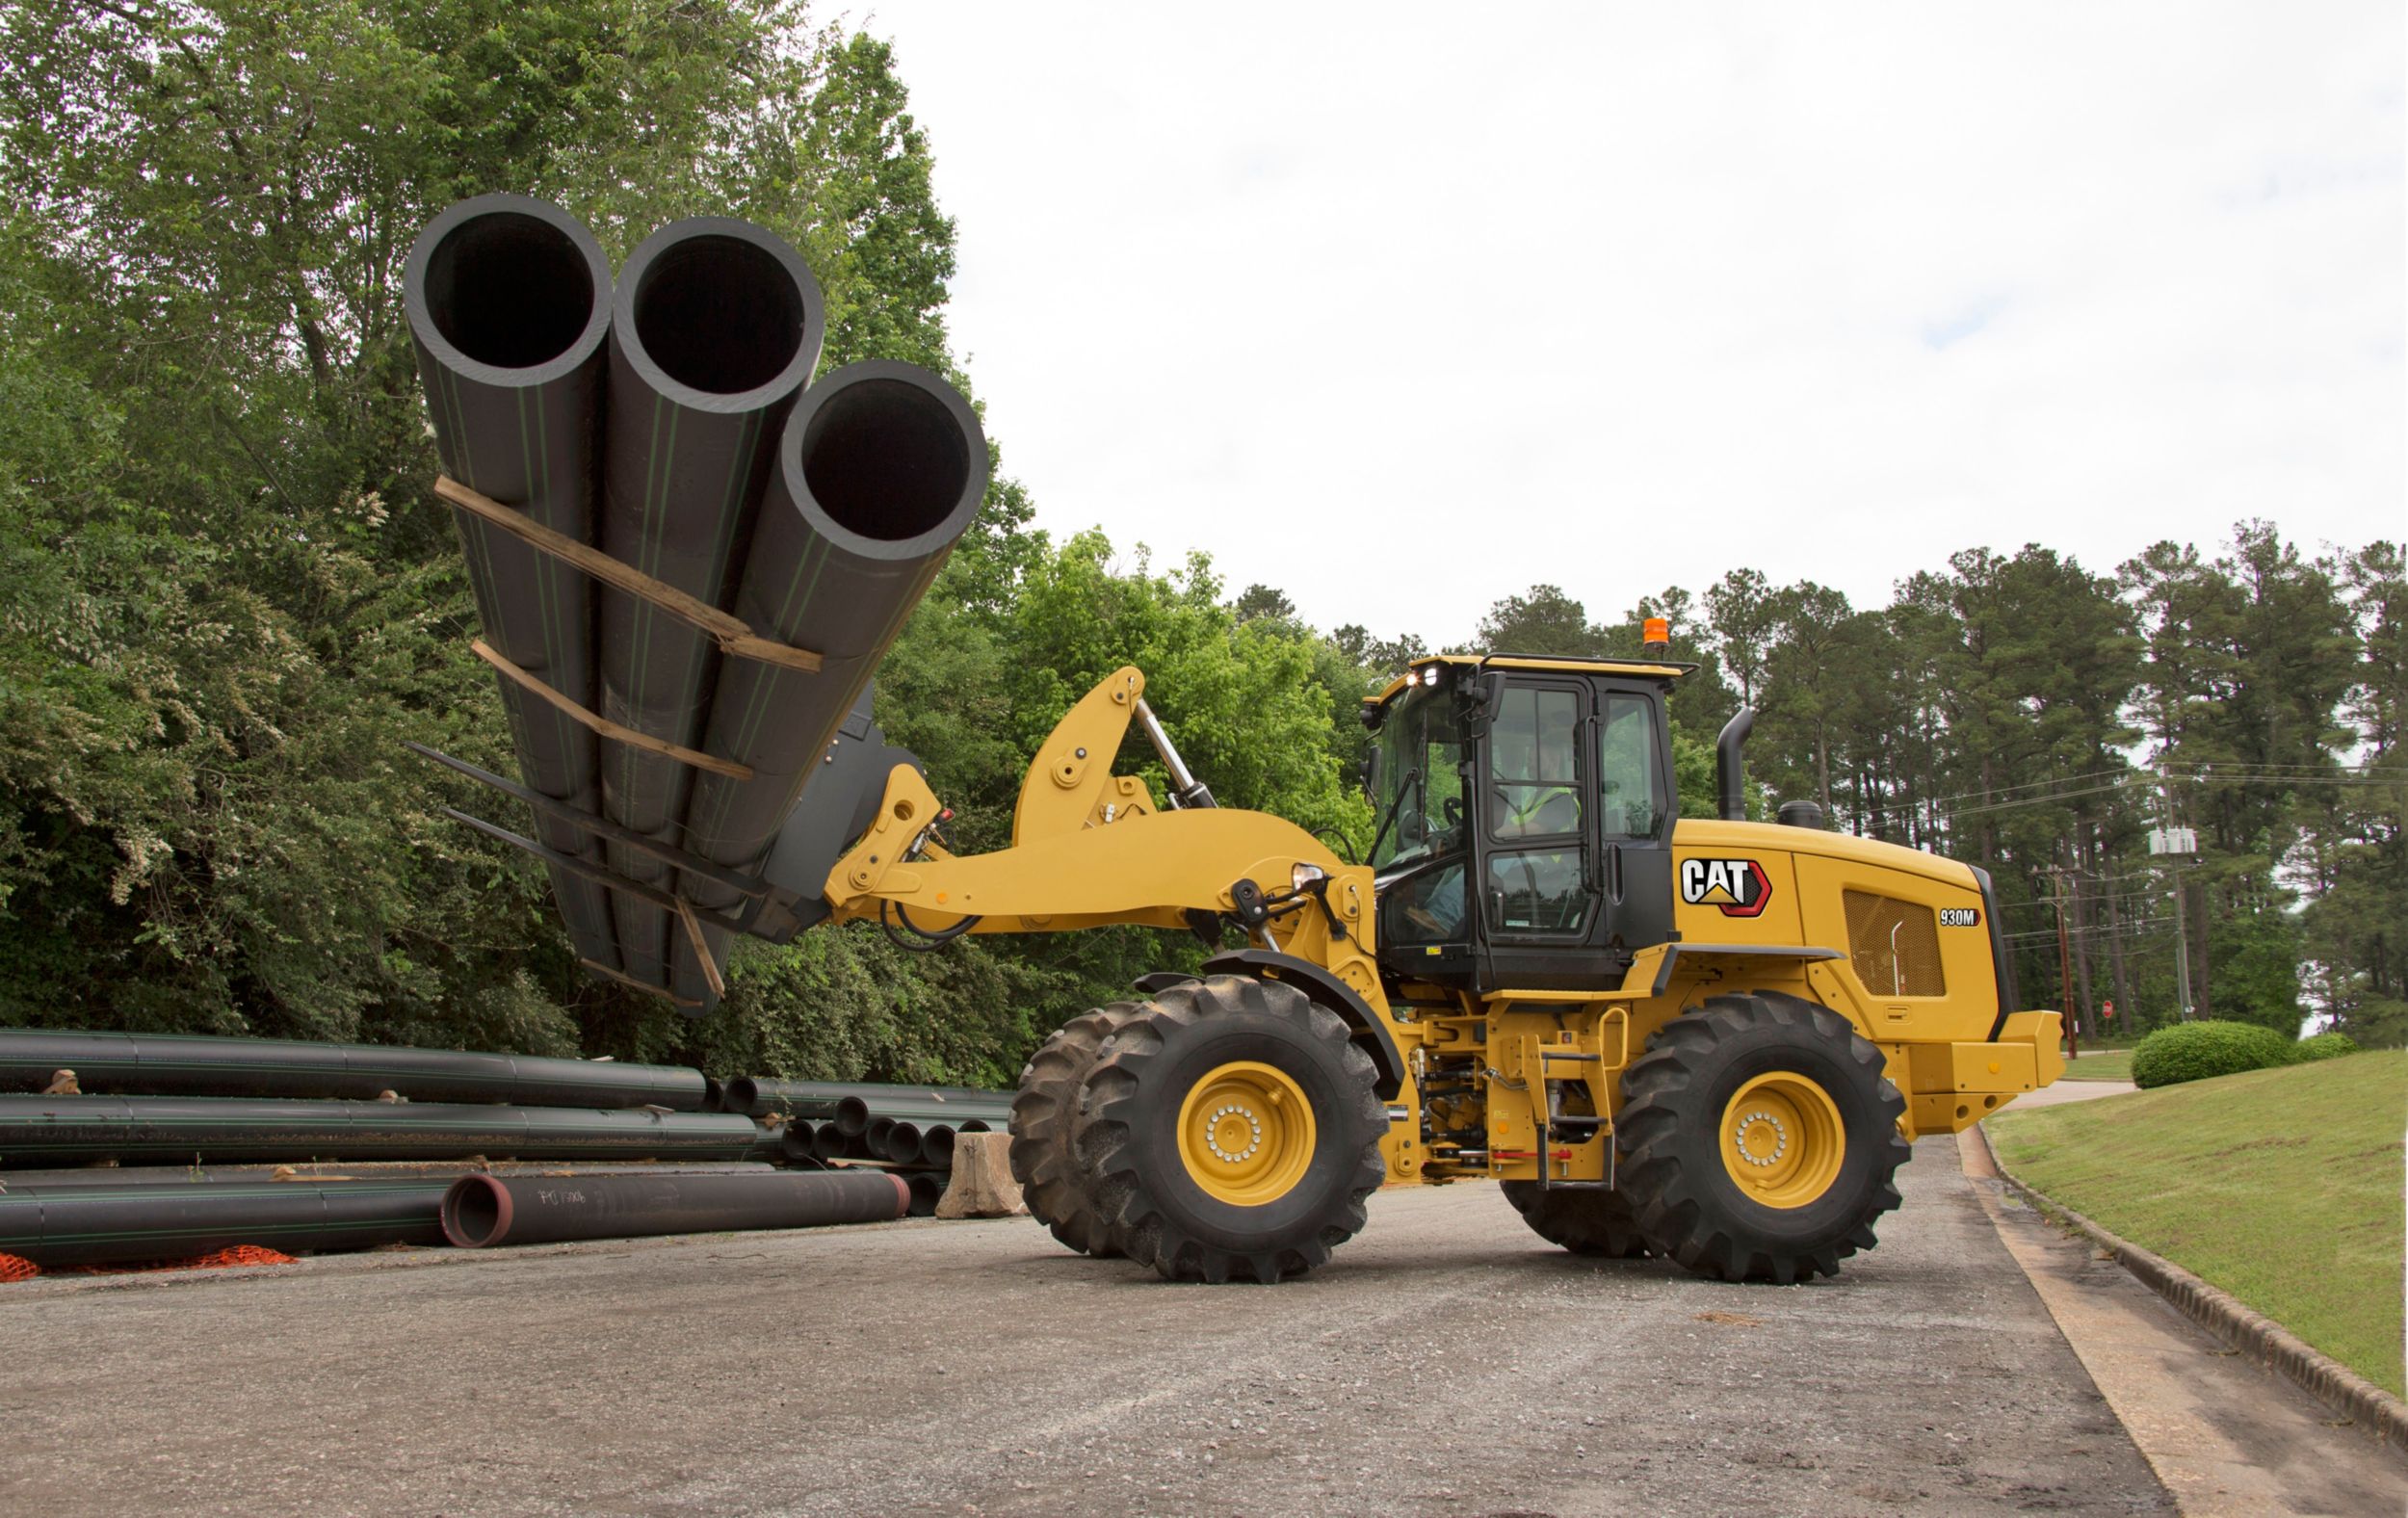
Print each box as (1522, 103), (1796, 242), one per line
(1176, 1060), (1317, 1207)
(1718, 1072), (1845, 1210)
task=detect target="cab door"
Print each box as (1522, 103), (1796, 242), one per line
(1476, 678), (1596, 986)
(1592, 682), (1675, 955)
(1475, 675), (1676, 990)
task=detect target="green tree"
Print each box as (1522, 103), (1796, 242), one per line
(1477, 585), (1601, 657)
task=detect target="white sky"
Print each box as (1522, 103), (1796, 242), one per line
(862, 4), (2404, 647)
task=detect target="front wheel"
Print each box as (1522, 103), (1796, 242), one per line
(1009, 1002), (1140, 1257)
(1616, 992), (1909, 1284)
(1074, 975), (1387, 1283)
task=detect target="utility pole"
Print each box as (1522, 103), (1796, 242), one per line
(2151, 760), (2198, 1022)
(2049, 865), (2081, 1060)
(2170, 870), (2193, 1021)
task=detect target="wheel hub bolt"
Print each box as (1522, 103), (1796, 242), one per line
(1734, 1110), (1789, 1167)
(1204, 1103), (1264, 1162)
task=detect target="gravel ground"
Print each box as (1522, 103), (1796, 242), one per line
(0, 1137), (2179, 1516)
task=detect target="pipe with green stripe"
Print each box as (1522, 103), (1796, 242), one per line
(0, 1176), (454, 1267)
(0, 1028), (708, 1109)
(405, 195), (622, 971)
(668, 361), (989, 1006)
(597, 218), (826, 995)
(0, 1096), (762, 1167)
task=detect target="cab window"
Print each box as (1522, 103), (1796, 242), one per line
(1489, 685), (1582, 839)
(1485, 682), (1588, 938)
(1596, 694), (1662, 839)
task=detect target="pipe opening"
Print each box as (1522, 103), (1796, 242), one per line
(445, 1175), (507, 1246)
(423, 213), (598, 370)
(800, 380), (973, 540)
(631, 235), (808, 395)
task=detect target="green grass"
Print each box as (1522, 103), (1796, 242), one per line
(1987, 1051), (2406, 1398)
(2058, 1047), (2133, 1082)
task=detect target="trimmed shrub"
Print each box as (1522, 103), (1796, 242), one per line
(2130, 1021), (2297, 1088)
(2292, 1031), (2359, 1061)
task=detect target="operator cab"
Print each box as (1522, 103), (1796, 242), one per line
(1360, 653), (1684, 992)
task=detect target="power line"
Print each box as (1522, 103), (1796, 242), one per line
(1939, 769), (2403, 820)
(1919, 758), (2398, 814)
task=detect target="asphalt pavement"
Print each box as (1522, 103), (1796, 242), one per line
(0, 1133), (2219, 1517)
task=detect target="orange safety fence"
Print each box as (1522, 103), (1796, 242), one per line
(0, 1244), (298, 1281)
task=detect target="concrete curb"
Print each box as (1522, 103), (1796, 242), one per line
(1972, 1120), (2408, 1456)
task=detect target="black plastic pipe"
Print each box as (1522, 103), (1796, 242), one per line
(406, 194), (621, 970)
(918, 1123), (956, 1168)
(744, 1121), (789, 1165)
(598, 219), (825, 996)
(777, 1121), (820, 1165)
(832, 1094), (1013, 1138)
(669, 361), (990, 1004)
(0, 1160), (782, 1189)
(0, 1176), (452, 1267)
(721, 1078), (999, 1119)
(0, 1096), (761, 1167)
(439, 1168), (907, 1247)
(0, 1029), (708, 1110)
(811, 1123), (859, 1162)
(904, 1172), (944, 1217)
(881, 1120), (928, 1165)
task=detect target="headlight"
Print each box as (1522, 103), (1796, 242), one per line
(1291, 863), (1327, 891)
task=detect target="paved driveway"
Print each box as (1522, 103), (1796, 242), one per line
(0, 1137), (2178, 1516)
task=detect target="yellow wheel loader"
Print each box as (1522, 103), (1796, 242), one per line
(401, 196), (2055, 1286)
(819, 653), (2064, 1285)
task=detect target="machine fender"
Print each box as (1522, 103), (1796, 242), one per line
(1200, 950), (1405, 1101)
(1649, 943), (1845, 998)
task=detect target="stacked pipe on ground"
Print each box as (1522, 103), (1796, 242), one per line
(0, 1029), (708, 1109)
(404, 195), (621, 971)
(438, 1168), (907, 1248)
(0, 1095), (763, 1166)
(0, 1030), (934, 1269)
(731, 1078), (1011, 1214)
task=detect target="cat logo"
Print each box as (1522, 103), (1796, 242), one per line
(1680, 857), (1772, 918)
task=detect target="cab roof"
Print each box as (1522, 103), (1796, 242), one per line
(1366, 652), (1692, 710)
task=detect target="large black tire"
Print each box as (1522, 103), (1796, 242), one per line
(1616, 992), (1909, 1284)
(1501, 1182), (1650, 1258)
(1009, 1002), (1139, 1257)
(1074, 975), (1387, 1283)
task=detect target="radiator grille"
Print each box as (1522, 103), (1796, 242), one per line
(1845, 890), (1947, 997)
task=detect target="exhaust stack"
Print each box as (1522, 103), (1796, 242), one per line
(1715, 707), (1755, 823)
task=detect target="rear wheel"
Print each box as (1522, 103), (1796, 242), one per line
(1501, 1182), (1649, 1258)
(1009, 1002), (1139, 1257)
(1074, 975), (1387, 1283)
(1616, 992), (1908, 1284)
